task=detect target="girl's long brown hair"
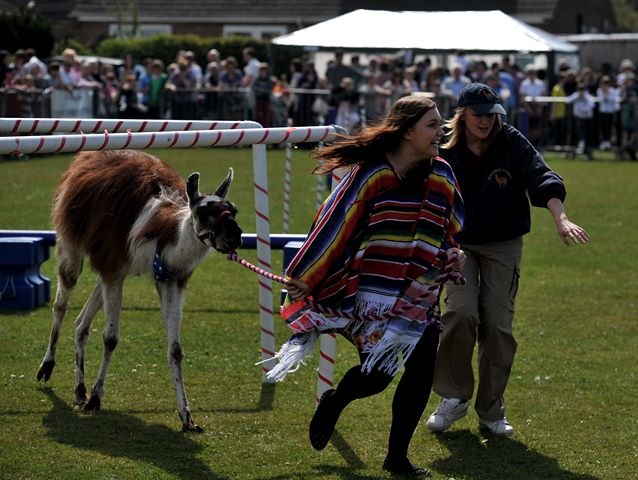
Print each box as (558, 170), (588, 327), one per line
(313, 94), (438, 174)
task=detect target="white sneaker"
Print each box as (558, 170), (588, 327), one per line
(479, 417), (515, 436)
(426, 397), (469, 432)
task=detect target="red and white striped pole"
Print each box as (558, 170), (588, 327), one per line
(314, 167), (348, 402)
(0, 117), (261, 134)
(282, 118), (293, 234)
(251, 142), (277, 381)
(0, 126), (339, 155)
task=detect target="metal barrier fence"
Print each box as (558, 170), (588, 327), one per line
(0, 86), (449, 124)
(518, 95), (631, 156)
(1, 87), (633, 153)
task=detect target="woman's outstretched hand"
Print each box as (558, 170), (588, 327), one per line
(547, 198), (590, 246)
(556, 218), (590, 246)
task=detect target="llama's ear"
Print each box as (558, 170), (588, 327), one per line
(186, 172), (201, 206)
(214, 167), (234, 199)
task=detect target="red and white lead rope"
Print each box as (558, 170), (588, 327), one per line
(228, 253), (288, 283)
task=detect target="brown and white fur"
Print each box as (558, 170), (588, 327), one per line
(36, 150), (242, 432)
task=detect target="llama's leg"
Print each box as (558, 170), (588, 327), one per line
(84, 277), (123, 412)
(73, 279), (103, 405)
(37, 240), (84, 382)
(158, 281), (202, 432)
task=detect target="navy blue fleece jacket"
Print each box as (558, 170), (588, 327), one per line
(440, 123), (566, 244)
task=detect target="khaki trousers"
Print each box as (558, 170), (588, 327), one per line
(433, 237), (522, 421)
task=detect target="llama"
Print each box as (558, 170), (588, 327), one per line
(36, 149), (242, 432)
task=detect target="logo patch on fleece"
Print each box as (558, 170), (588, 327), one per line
(488, 168), (512, 188)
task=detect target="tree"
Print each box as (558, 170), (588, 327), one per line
(0, 4), (54, 57)
(101, 0), (140, 39)
(610, 0), (638, 31)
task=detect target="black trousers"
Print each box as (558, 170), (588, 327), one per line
(331, 326), (439, 460)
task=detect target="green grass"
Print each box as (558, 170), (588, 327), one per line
(1, 148), (637, 480)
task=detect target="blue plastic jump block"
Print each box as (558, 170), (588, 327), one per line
(0, 236), (51, 310)
(283, 241), (304, 270)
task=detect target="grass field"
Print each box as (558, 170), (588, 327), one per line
(0, 147), (637, 480)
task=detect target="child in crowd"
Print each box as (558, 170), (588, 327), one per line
(567, 82), (596, 160)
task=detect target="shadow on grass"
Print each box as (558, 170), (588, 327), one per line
(312, 464), (386, 480)
(252, 427), (380, 480)
(213, 382), (276, 413)
(257, 382), (276, 411)
(431, 429), (601, 480)
(40, 387), (229, 480)
(330, 429), (366, 469)
(0, 305), (258, 316)
(254, 462), (384, 480)
(119, 305), (259, 314)
(254, 468), (384, 480)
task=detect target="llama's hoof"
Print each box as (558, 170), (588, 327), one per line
(83, 394), (101, 412)
(74, 384), (89, 406)
(183, 423), (204, 433)
(182, 416), (204, 433)
(36, 360), (55, 381)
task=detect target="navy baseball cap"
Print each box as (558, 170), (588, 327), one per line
(458, 82), (507, 115)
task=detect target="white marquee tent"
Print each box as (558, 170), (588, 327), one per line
(272, 9), (579, 55)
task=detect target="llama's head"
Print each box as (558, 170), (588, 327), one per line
(186, 168), (242, 253)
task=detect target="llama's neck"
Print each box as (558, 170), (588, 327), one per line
(163, 213), (211, 272)
(128, 197), (211, 278)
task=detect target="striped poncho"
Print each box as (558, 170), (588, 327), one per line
(267, 157), (464, 380)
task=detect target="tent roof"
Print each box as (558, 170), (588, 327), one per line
(272, 9), (579, 54)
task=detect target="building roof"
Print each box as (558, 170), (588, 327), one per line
(66, 0), (565, 25)
(69, 0), (342, 25)
(0, 0), (617, 36)
(515, 0), (561, 24)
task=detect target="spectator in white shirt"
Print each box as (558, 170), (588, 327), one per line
(242, 47), (261, 117)
(596, 75), (621, 151)
(23, 48), (47, 76)
(567, 82), (596, 160)
(519, 66), (546, 146)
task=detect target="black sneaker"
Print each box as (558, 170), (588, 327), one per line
(308, 389), (339, 450)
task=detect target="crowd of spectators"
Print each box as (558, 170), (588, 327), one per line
(1, 46), (636, 159)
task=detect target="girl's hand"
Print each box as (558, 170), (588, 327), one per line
(557, 219), (590, 246)
(284, 278), (310, 301)
(447, 248), (466, 271)
(547, 198), (590, 246)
